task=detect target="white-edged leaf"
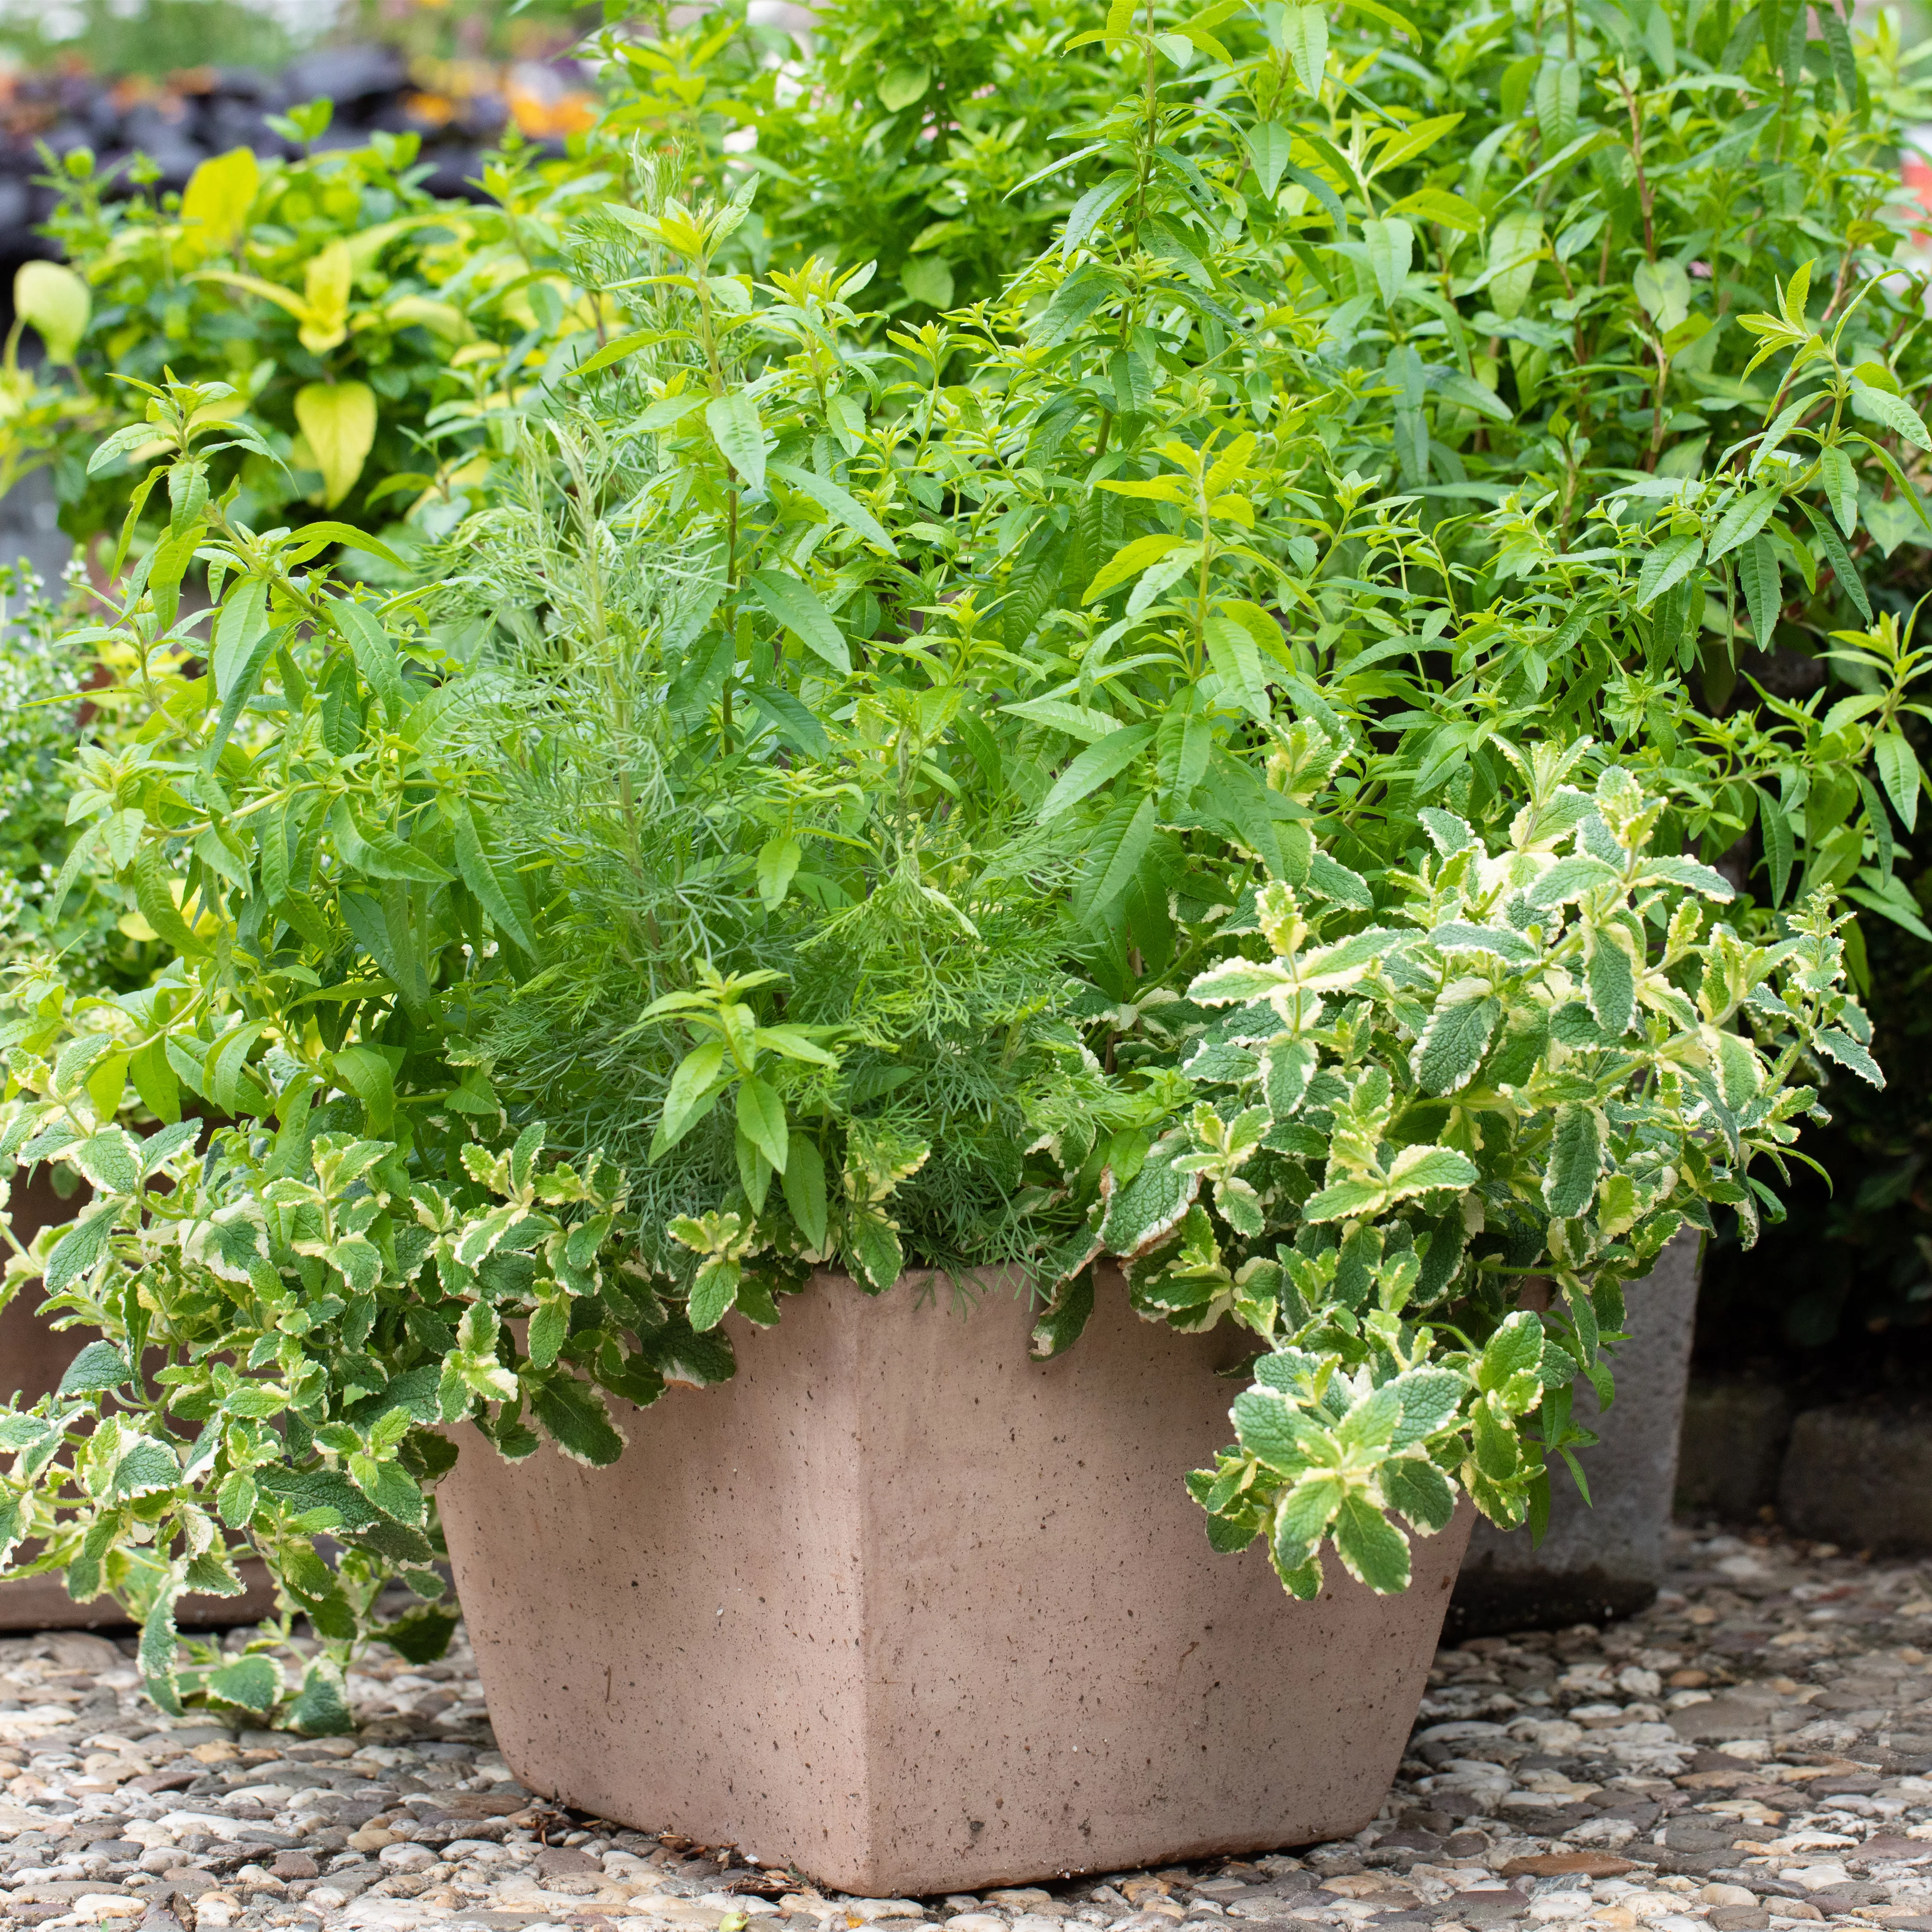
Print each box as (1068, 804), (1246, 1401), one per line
(1411, 997), (1498, 1095)
(1542, 1102), (1603, 1215)
(1385, 1142), (1479, 1197)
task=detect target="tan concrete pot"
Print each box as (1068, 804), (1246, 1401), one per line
(436, 1269), (1472, 1895)
(2, 1166), (280, 1633)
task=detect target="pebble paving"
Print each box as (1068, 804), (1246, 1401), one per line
(3, 1527), (1931, 1932)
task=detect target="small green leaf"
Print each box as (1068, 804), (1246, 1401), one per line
(653, 1040), (728, 1157)
(1819, 445), (1859, 537)
(449, 797), (536, 953)
(1079, 791), (1158, 924)
(748, 568), (851, 675)
(878, 61), (930, 109)
(1279, 4), (1327, 92)
(1875, 730), (1921, 833)
(768, 461), (898, 555)
(1362, 216), (1415, 308)
(1038, 724), (1157, 822)
(211, 575), (270, 700)
(1245, 123), (1293, 196)
(332, 599), (406, 721)
(706, 390), (767, 491)
(1487, 207), (1543, 321)
(1737, 532), (1781, 651)
(206, 1653), (282, 1714)
(782, 1130), (829, 1250)
(1203, 611), (1270, 718)
(1706, 487), (1780, 565)
(1851, 381), (1932, 453)
(756, 834), (803, 909)
(1633, 256), (1690, 332)
(1084, 532), (1188, 605)
(1757, 787), (1794, 905)
(736, 1074), (789, 1174)
(1635, 530), (1703, 609)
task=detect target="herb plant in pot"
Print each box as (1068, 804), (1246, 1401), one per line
(1308, 0), (1932, 1632)
(0, 413), (1872, 1891)
(0, 6), (1891, 1901)
(0, 571), (283, 1632)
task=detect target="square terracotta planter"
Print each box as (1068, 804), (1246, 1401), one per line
(436, 1270), (1472, 1895)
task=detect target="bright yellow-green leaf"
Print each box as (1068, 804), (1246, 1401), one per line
(878, 63), (929, 109)
(15, 262), (89, 364)
(385, 295), (471, 343)
(1392, 187), (1484, 233)
(299, 242), (353, 354)
(177, 148), (259, 262)
(294, 382), (378, 508)
(1084, 532), (1188, 603)
(1366, 112), (1464, 179)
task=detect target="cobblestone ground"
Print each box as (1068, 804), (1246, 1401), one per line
(3, 1526), (1930, 1932)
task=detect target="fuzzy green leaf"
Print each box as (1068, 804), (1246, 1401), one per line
(1584, 926), (1635, 1036)
(1542, 1103), (1603, 1216)
(1412, 996), (1497, 1095)
(206, 1653), (281, 1713)
(527, 1374), (626, 1466)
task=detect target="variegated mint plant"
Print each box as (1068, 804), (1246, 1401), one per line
(0, 980), (696, 1726)
(1049, 744), (1879, 1597)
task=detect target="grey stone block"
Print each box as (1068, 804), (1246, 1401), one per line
(1778, 1406), (1932, 1552)
(1677, 1380), (1792, 1521)
(1448, 1227), (1701, 1636)
(0, 467), (73, 592)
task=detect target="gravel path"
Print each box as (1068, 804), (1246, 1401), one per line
(3, 1526), (1930, 1932)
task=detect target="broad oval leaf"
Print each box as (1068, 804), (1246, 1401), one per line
(294, 381), (377, 509)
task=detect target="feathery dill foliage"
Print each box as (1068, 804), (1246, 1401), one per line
(425, 418), (1099, 1276)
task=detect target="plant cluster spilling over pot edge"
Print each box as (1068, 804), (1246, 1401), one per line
(0, 0), (1927, 1729)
